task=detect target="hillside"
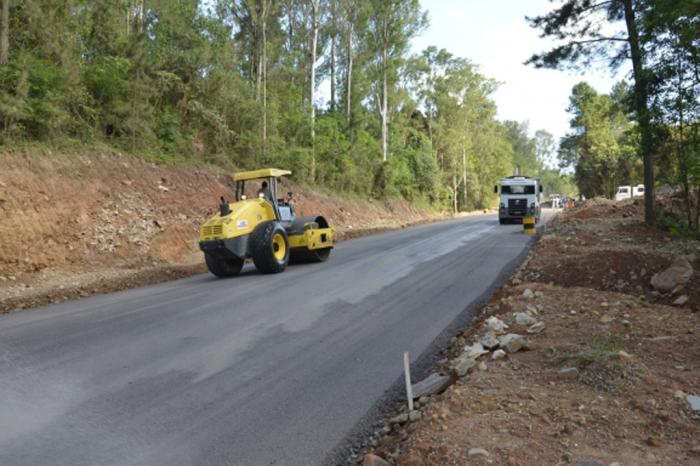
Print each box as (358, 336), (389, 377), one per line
(0, 149), (446, 312)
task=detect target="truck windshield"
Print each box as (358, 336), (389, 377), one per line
(502, 185), (535, 194)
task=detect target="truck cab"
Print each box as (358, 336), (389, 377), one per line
(495, 176), (542, 224)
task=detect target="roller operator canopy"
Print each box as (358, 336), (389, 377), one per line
(233, 168), (292, 181)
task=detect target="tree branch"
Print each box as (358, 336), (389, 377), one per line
(571, 36), (629, 45)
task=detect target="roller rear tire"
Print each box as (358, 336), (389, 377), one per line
(251, 221), (290, 274)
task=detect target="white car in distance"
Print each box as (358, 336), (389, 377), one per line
(615, 184), (644, 201)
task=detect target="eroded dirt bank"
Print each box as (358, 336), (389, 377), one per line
(359, 198), (699, 466)
(0, 150), (444, 312)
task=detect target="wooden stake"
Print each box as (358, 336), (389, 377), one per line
(403, 351), (414, 411)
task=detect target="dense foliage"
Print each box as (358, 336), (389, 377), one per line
(527, 0), (700, 228)
(559, 82), (639, 200)
(0, 0), (565, 211)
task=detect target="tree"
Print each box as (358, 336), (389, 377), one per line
(324, 0), (339, 111)
(526, 0), (657, 224)
(229, 0), (279, 160)
(0, 0), (579, 215)
(534, 129), (556, 169)
(0, 0), (9, 65)
(406, 47), (507, 211)
(366, 0), (426, 162)
(644, 1), (700, 230)
(503, 121), (538, 176)
(337, 0), (357, 124)
(308, 0), (320, 180)
(560, 82), (635, 199)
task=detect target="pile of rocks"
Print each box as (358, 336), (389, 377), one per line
(407, 288), (547, 401)
(362, 288), (548, 465)
(91, 193), (164, 254)
(649, 256), (694, 307)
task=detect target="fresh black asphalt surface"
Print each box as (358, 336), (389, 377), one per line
(0, 212), (551, 465)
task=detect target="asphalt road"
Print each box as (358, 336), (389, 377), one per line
(0, 212), (551, 466)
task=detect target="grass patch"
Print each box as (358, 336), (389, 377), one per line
(552, 338), (642, 393)
(555, 337), (621, 366)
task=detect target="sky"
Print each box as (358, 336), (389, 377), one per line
(411, 0), (630, 145)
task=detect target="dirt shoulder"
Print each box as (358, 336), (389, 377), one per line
(0, 149), (459, 313)
(359, 198), (700, 466)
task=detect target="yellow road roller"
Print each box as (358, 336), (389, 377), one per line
(199, 168), (335, 277)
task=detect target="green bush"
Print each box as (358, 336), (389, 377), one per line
(0, 54), (74, 140)
(274, 147), (314, 183)
(656, 206), (700, 239)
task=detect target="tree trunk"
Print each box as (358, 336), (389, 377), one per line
(138, 0), (144, 33)
(253, 1), (268, 162)
(426, 104), (432, 142)
(675, 43), (692, 227)
(255, 27), (262, 102)
(330, 36), (336, 112)
(329, 0), (337, 112)
(695, 186), (700, 231)
(623, 0), (655, 225)
(462, 146), (467, 209)
(427, 69), (433, 143)
(310, 0), (319, 181)
(262, 7), (267, 159)
(381, 66), (388, 162)
(287, 5), (293, 52)
(452, 172), (458, 214)
(0, 0), (9, 65)
(345, 25), (353, 124)
(380, 19), (388, 163)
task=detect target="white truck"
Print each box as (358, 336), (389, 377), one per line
(550, 193), (562, 209)
(614, 184), (645, 201)
(495, 176), (543, 224)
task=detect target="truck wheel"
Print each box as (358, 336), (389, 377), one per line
(499, 219), (506, 225)
(251, 221), (290, 274)
(205, 253), (244, 278)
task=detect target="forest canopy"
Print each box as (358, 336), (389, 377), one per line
(0, 0), (568, 211)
